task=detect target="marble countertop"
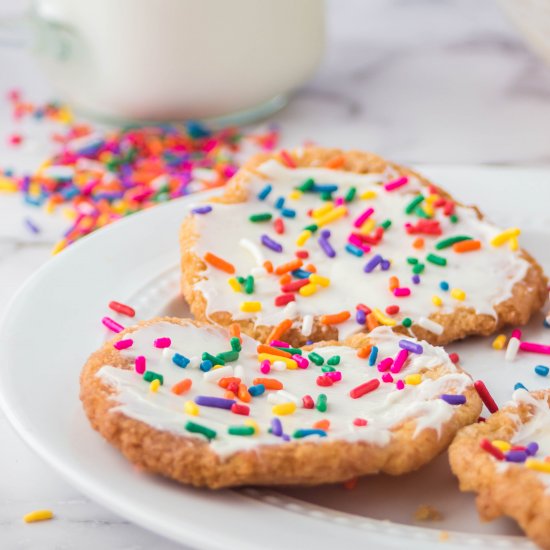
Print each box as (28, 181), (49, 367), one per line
(1, 0), (550, 548)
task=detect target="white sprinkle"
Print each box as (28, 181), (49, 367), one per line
(203, 365), (233, 382)
(417, 317), (444, 335)
(150, 174), (170, 191)
(272, 360), (287, 371)
(42, 165), (74, 180)
(267, 393), (282, 404)
(302, 314), (313, 336)
(505, 337), (520, 362)
(68, 132), (103, 153)
(250, 267), (268, 278)
(189, 356), (200, 369)
(234, 364), (245, 382)
(276, 389), (300, 405)
(239, 238), (264, 266)
(283, 301), (298, 318)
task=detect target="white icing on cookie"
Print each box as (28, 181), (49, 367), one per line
(97, 322), (473, 458)
(188, 159), (530, 339)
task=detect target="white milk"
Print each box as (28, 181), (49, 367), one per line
(31, 0), (325, 122)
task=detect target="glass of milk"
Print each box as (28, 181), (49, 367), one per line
(25, 0), (325, 124)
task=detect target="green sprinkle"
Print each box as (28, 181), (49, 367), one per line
(216, 350), (239, 363)
(435, 236), (472, 250)
(344, 187), (357, 202)
(244, 275), (254, 294)
(379, 219), (392, 230)
(327, 355), (340, 366)
(308, 352), (324, 366)
(316, 393), (328, 413)
(321, 366), (336, 372)
(414, 206), (430, 219)
(274, 346), (302, 355)
(303, 223), (319, 233)
(321, 191), (333, 201)
(228, 425), (255, 436)
(297, 178), (315, 192)
(412, 263), (425, 274)
(230, 337), (242, 352)
(249, 212), (272, 223)
(402, 317), (413, 328)
(202, 351), (224, 366)
(405, 194), (424, 214)
(426, 253), (447, 267)
(143, 371), (164, 384)
(406, 257), (418, 265)
(236, 276), (245, 284)
(185, 421), (216, 440)
(450, 214), (459, 223)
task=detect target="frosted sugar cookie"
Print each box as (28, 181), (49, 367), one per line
(450, 390), (550, 549)
(81, 317), (481, 488)
(180, 147), (546, 346)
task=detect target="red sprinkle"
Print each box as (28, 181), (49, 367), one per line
(449, 352), (459, 364)
(109, 300), (136, 317)
(385, 305), (399, 315)
(353, 418), (368, 426)
(295, 250), (309, 259)
(274, 217), (285, 234)
(280, 149), (297, 168)
(274, 293), (295, 307)
(317, 375), (334, 387)
(231, 403), (250, 416)
(302, 395), (314, 409)
(474, 380), (499, 413)
(350, 379), (380, 399)
(480, 438), (504, 461)
(281, 279), (310, 292)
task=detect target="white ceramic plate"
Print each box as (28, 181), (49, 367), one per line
(0, 166), (549, 550)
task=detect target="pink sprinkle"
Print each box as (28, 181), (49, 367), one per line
(381, 373), (394, 383)
(260, 359), (271, 374)
(347, 234), (372, 252)
(114, 338), (133, 350)
(135, 356), (146, 374)
(511, 328), (522, 340)
(353, 418), (367, 426)
(396, 379), (405, 390)
(519, 341), (550, 355)
(377, 357), (394, 372)
(154, 337), (171, 349)
(353, 207), (374, 228)
(270, 340), (290, 348)
(293, 354), (309, 369)
(384, 176), (408, 191)
(391, 349), (409, 373)
(334, 197), (345, 206)
(393, 287), (411, 297)
(326, 371), (342, 382)
(102, 316), (124, 333)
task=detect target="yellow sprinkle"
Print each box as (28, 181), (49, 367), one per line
(450, 288), (466, 301)
(184, 401), (199, 416)
(491, 227), (520, 247)
(45, 199), (56, 214)
(492, 334), (507, 350)
(0, 178), (17, 192)
(99, 151), (113, 163)
(272, 402), (297, 416)
(312, 203), (334, 219)
(23, 510), (54, 523)
(149, 379), (160, 392)
(212, 364), (225, 370)
(405, 374), (422, 385)
(360, 190), (377, 200)
(28, 183), (41, 196)
(491, 440), (511, 452)
(288, 190), (302, 200)
(245, 419), (260, 435)
(423, 202), (434, 217)
(426, 193), (440, 204)
(432, 295), (443, 307)
(228, 277), (241, 292)
(508, 236), (519, 251)
(315, 205), (347, 227)
(309, 274), (330, 287)
(240, 301), (262, 313)
(258, 353), (298, 370)
(525, 458), (550, 474)
(299, 283), (319, 297)
(51, 239), (67, 256)
(372, 308), (397, 326)
(359, 217), (376, 234)
(296, 229), (312, 246)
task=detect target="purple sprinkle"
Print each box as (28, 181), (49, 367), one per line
(306, 340), (314, 345)
(270, 417), (283, 436)
(364, 254), (382, 273)
(282, 434), (291, 442)
(318, 236), (336, 258)
(194, 396), (235, 409)
(412, 274), (421, 284)
(356, 309), (366, 325)
(398, 339), (423, 354)
(261, 234), (283, 253)
(381, 259), (390, 271)
(526, 442), (539, 456)
(320, 229), (331, 239)
(505, 450), (528, 463)
(191, 205), (212, 215)
(440, 394), (466, 405)
(24, 217), (40, 234)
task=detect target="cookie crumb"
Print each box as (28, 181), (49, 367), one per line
(439, 530), (449, 542)
(414, 504), (443, 521)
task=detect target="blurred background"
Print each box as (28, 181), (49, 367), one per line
(0, 0), (549, 548)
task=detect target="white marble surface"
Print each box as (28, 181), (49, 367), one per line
(1, 0), (550, 548)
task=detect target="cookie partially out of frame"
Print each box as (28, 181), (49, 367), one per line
(180, 147), (546, 347)
(449, 389), (550, 550)
(81, 317), (481, 489)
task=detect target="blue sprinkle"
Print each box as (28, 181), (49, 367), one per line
(412, 274), (421, 284)
(274, 196), (285, 209)
(172, 353), (190, 368)
(248, 384), (265, 397)
(186, 120), (211, 138)
(257, 184), (272, 201)
(368, 346), (378, 366)
(534, 365), (549, 377)
(291, 269), (311, 279)
(293, 429), (327, 438)
(311, 184), (338, 193)
(191, 205), (212, 215)
(345, 243), (364, 257)
(281, 208), (296, 218)
(544, 318), (550, 329)
(356, 309), (366, 325)
(439, 281), (449, 291)
(514, 382), (528, 391)
(200, 360), (213, 372)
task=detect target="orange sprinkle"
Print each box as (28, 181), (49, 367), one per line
(305, 263), (317, 273)
(357, 344), (372, 359)
(280, 149), (297, 168)
(256, 344), (293, 358)
(263, 260), (274, 274)
(238, 383), (251, 403)
(412, 237), (424, 250)
(229, 323), (241, 342)
(279, 273), (292, 285)
(366, 312), (379, 331)
(343, 477), (358, 490)
(218, 376), (241, 388)
(204, 251), (235, 274)
(224, 390), (236, 399)
(389, 276), (399, 291)
(253, 377), (284, 390)
(275, 258), (303, 275)
(313, 419), (330, 431)
(267, 319), (293, 343)
(453, 239), (481, 253)
(171, 378), (192, 395)
(320, 311), (351, 325)
(324, 155), (345, 169)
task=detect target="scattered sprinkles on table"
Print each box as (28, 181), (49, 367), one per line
(0, 90), (279, 253)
